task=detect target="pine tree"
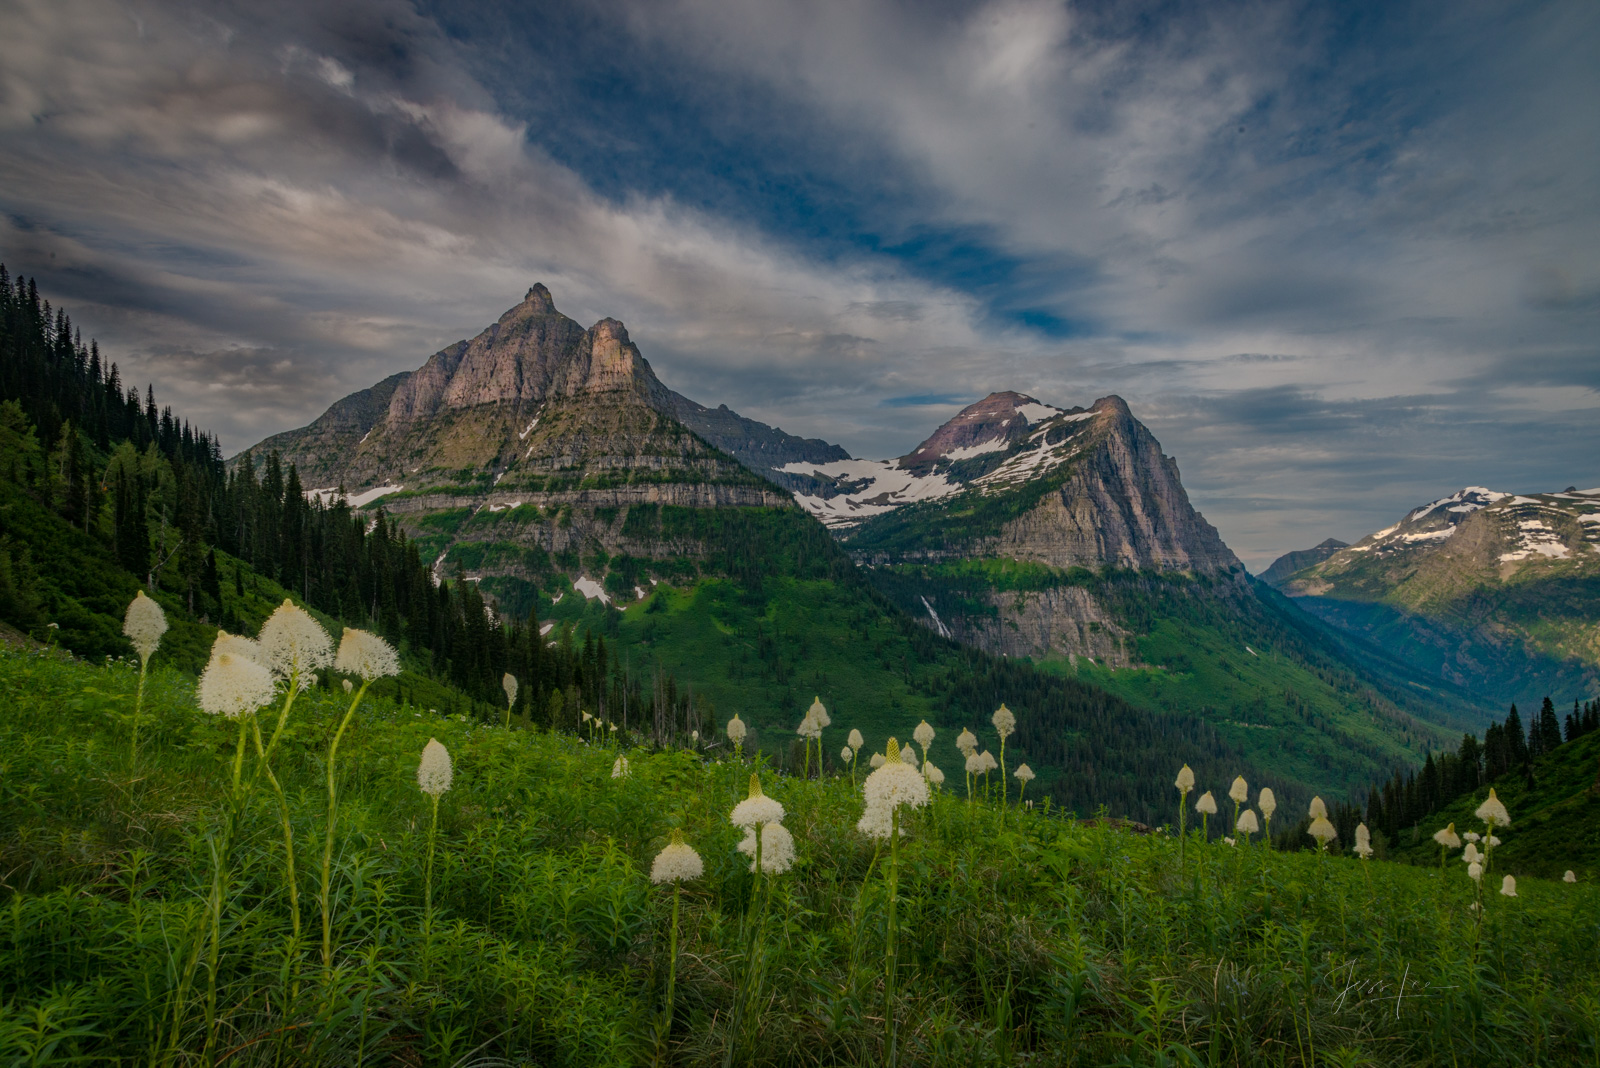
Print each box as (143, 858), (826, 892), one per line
(1538, 696), (1562, 753)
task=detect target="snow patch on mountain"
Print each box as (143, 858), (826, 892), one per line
(305, 483), (403, 509)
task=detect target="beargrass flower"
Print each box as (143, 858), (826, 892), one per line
(992, 704), (1015, 739)
(727, 714), (747, 756)
(956, 728), (977, 756)
(1487, 835), (1501, 847)
(738, 823), (796, 874)
(418, 739), (453, 797)
(1176, 764), (1195, 793)
(1308, 816), (1338, 849)
(342, 679), (353, 694)
(1464, 831), (1481, 843)
(212, 631), (262, 664)
(1433, 823), (1461, 849)
(197, 651), (276, 720)
(1259, 788), (1276, 818)
(849, 728), (864, 750)
(1468, 861), (1483, 882)
(1475, 789), (1510, 829)
(842, 745), (854, 763)
(808, 696), (831, 729)
(651, 830), (704, 884)
(123, 590), (167, 663)
(924, 761), (945, 787)
(1176, 764), (1196, 859)
(1196, 791), (1217, 815)
(730, 774), (785, 829)
(914, 720), (934, 754)
(612, 756), (629, 778)
(1224, 837), (1236, 847)
(334, 628), (400, 681)
(259, 599), (333, 686)
(964, 752), (984, 775)
(871, 753), (886, 769)
(1308, 796), (1328, 820)
(1354, 823), (1373, 859)
(1500, 874), (1517, 898)
(1462, 842), (1480, 864)
(861, 739), (929, 820)
(1229, 776), (1248, 804)
(1565, 871), (1577, 883)
(123, 590), (169, 762)
(1237, 809), (1259, 836)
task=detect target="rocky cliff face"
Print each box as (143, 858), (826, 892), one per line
(1259, 539), (1348, 587)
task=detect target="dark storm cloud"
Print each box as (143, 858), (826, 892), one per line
(0, 0), (1596, 568)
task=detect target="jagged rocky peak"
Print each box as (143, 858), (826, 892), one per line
(900, 391), (1073, 473)
(385, 284), (667, 424)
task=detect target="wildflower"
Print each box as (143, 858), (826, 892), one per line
(1354, 823), (1373, 859)
(992, 704), (1015, 739)
(1433, 823), (1460, 849)
(1463, 831), (1481, 843)
(1467, 862), (1482, 882)
(1461, 842), (1481, 864)
(211, 630), (262, 664)
(798, 710), (822, 740)
(1196, 791), (1217, 815)
(1475, 788), (1510, 829)
(924, 761), (945, 787)
(417, 738), (453, 797)
(331, 628), (399, 682)
(1500, 874), (1517, 898)
(808, 696), (831, 729)
(871, 753), (886, 768)
(956, 728), (978, 756)
(650, 829), (704, 884)
(727, 714), (747, 755)
(841, 745), (854, 763)
(964, 752), (984, 775)
(342, 679), (353, 694)
(977, 750), (998, 774)
(861, 739), (929, 818)
(1015, 764), (1035, 785)
(1307, 815), (1338, 849)
(1175, 764), (1195, 793)
(1487, 835), (1501, 848)
(1176, 764), (1195, 859)
(612, 756), (629, 778)
(197, 651), (276, 719)
(1224, 837), (1236, 847)
(502, 673), (518, 723)
(123, 590), (168, 663)
(737, 822), (796, 874)
(691, 730), (699, 742)
(1308, 796), (1327, 820)
(1565, 871), (1577, 883)
(1237, 809), (1259, 836)
(259, 599), (333, 686)
(914, 720), (935, 752)
(848, 728), (865, 750)
(730, 774), (785, 829)
(902, 746), (919, 769)
(1229, 776), (1248, 803)
(1258, 787), (1276, 818)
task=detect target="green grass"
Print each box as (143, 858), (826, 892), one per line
(1387, 729), (1600, 880)
(4, 648), (1600, 1066)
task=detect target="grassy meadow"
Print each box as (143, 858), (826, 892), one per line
(3, 645), (1599, 1067)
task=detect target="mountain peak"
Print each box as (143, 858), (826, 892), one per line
(522, 283), (557, 314)
(902, 390), (1077, 471)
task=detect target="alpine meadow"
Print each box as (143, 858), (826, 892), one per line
(2, 1), (1599, 1065)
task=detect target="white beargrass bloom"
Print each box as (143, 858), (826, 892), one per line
(1461, 842), (1481, 864)
(1195, 791), (1217, 815)
(965, 752), (984, 775)
(1565, 871), (1577, 883)
(612, 756), (629, 778)
(1500, 874), (1517, 897)
(1175, 764), (1194, 793)
(1487, 835), (1501, 848)
(1475, 788), (1510, 829)
(956, 728), (977, 756)
(738, 822), (796, 874)
(1224, 836), (1237, 846)
(730, 774), (785, 829)
(650, 830), (703, 884)
(863, 739), (930, 813)
(259, 599), (333, 685)
(1468, 861), (1483, 882)
(1237, 809), (1259, 835)
(211, 630), (262, 664)
(798, 711), (822, 740)
(807, 696), (831, 729)
(196, 652), (276, 719)
(1259, 787), (1276, 818)
(914, 720), (935, 749)
(848, 728), (864, 750)
(726, 714), (747, 744)
(841, 746), (855, 763)
(992, 704), (1015, 739)
(1229, 776), (1249, 804)
(334, 628), (401, 681)
(902, 746), (919, 769)
(870, 753), (886, 769)
(1308, 816), (1338, 845)
(503, 673), (518, 707)
(1354, 822), (1373, 858)
(123, 590), (168, 663)
(1463, 831), (1481, 843)
(1433, 823), (1461, 849)
(856, 801), (901, 839)
(417, 739), (452, 797)
(1015, 763), (1035, 784)
(1308, 796), (1328, 820)
(924, 761), (945, 786)
(342, 678), (353, 694)
(978, 751), (998, 774)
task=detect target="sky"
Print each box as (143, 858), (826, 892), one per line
(2, 0), (1596, 570)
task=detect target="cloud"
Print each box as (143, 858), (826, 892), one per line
(0, 0), (1595, 570)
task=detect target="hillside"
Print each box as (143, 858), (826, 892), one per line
(1, 646), (1595, 1066)
(1278, 486), (1600, 708)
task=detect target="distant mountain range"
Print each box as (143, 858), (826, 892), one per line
(238, 284), (1591, 801)
(1263, 485), (1600, 708)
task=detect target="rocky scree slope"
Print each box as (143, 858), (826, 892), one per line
(1276, 486), (1600, 707)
